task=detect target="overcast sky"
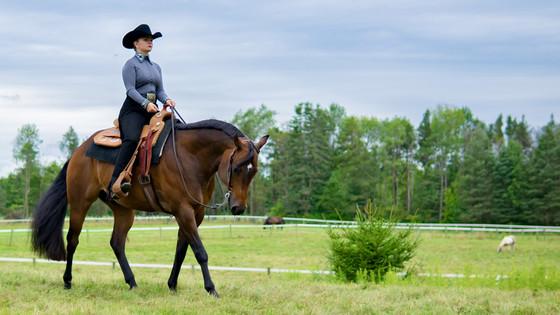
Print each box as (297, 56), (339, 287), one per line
(1, 0), (559, 175)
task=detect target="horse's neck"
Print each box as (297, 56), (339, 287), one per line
(178, 129), (234, 176)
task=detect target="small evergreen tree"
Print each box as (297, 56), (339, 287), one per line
(327, 203), (418, 282)
(59, 126), (79, 159)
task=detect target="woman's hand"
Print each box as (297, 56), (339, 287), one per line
(147, 102), (158, 113)
(165, 99), (176, 107)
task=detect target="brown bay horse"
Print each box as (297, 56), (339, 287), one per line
(31, 119), (268, 297)
(264, 216), (285, 226)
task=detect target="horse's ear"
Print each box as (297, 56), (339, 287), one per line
(255, 135), (269, 152)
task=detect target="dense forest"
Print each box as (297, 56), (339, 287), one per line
(2, 104), (559, 225)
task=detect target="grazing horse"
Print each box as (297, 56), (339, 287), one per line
(497, 235), (516, 253)
(31, 119), (268, 297)
(263, 216), (285, 230)
(263, 216), (285, 226)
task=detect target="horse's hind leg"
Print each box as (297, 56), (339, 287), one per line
(63, 197), (94, 289)
(109, 205), (137, 289)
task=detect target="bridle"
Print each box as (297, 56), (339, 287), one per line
(169, 106), (235, 210)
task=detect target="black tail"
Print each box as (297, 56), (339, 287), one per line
(31, 161), (69, 261)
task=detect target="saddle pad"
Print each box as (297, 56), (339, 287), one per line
(85, 120), (173, 165)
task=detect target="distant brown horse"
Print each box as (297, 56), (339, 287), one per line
(263, 216), (285, 228)
(31, 118), (268, 297)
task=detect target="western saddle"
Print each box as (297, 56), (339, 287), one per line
(94, 109), (172, 209)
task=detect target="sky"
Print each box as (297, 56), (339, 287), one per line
(1, 0), (559, 175)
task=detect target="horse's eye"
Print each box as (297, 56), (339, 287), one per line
(248, 165), (257, 176)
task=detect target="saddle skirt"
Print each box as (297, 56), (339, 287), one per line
(94, 113), (169, 148)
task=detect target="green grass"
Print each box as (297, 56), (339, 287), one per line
(1, 219), (559, 314)
(1, 263), (559, 314)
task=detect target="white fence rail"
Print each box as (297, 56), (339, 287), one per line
(0, 257), (509, 280)
(1, 223), (560, 234)
(1, 215), (559, 234)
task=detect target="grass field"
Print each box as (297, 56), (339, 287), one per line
(1, 218), (559, 314)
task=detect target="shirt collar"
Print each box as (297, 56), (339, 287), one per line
(135, 52), (151, 64)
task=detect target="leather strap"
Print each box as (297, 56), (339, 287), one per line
(139, 175), (165, 212)
(145, 130), (153, 176)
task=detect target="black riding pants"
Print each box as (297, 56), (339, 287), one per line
(109, 97), (154, 187)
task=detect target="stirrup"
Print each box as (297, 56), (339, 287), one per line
(112, 176), (131, 199)
(121, 182), (132, 194)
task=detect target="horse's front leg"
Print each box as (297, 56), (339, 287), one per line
(175, 207), (219, 297)
(109, 205), (137, 289)
(167, 230), (189, 291)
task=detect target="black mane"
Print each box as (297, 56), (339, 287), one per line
(176, 119), (246, 139)
(176, 119), (255, 167)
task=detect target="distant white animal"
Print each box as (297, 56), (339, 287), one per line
(497, 235), (516, 253)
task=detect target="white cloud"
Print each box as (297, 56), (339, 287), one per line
(409, 13), (560, 42)
(0, 1), (559, 176)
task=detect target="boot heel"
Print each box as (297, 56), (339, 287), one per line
(98, 189), (116, 203)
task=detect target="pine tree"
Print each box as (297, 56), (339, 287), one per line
(416, 110), (433, 168)
(424, 106), (474, 221)
(13, 124), (42, 217)
(318, 117), (379, 218)
(59, 126), (79, 159)
(488, 114), (504, 151)
(456, 125), (495, 223)
(414, 110), (439, 221)
(269, 103), (342, 216)
(493, 142), (518, 223)
(526, 118), (560, 225)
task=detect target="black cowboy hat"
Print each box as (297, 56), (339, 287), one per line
(122, 24), (162, 49)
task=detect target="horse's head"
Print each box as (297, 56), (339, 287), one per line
(218, 135), (269, 215)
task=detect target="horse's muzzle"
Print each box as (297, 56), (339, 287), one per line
(231, 205), (245, 215)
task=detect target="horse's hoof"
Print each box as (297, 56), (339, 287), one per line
(208, 290), (220, 298)
(129, 284), (137, 290)
(64, 282), (71, 290)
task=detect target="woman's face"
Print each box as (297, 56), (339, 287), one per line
(134, 37), (153, 54)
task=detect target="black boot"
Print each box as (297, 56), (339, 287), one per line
(98, 188), (115, 203)
(99, 178), (117, 203)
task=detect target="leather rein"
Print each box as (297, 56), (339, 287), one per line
(169, 106), (234, 210)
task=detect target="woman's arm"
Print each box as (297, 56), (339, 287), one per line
(155, 64), (170, 104)
(122, 61), (150, 109)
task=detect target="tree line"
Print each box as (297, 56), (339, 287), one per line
(2, 104), (559, 225)
(232, 103), (559, 225)
(0, 125), (90, 219)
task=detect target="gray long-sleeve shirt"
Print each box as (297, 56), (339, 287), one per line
(122, 54), (169, 109)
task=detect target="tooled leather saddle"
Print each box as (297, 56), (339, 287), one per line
(91, 110), (172, 211)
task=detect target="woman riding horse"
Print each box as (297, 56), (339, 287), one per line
(101, 24), (177, 202)
(30, 24), (270, 297)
